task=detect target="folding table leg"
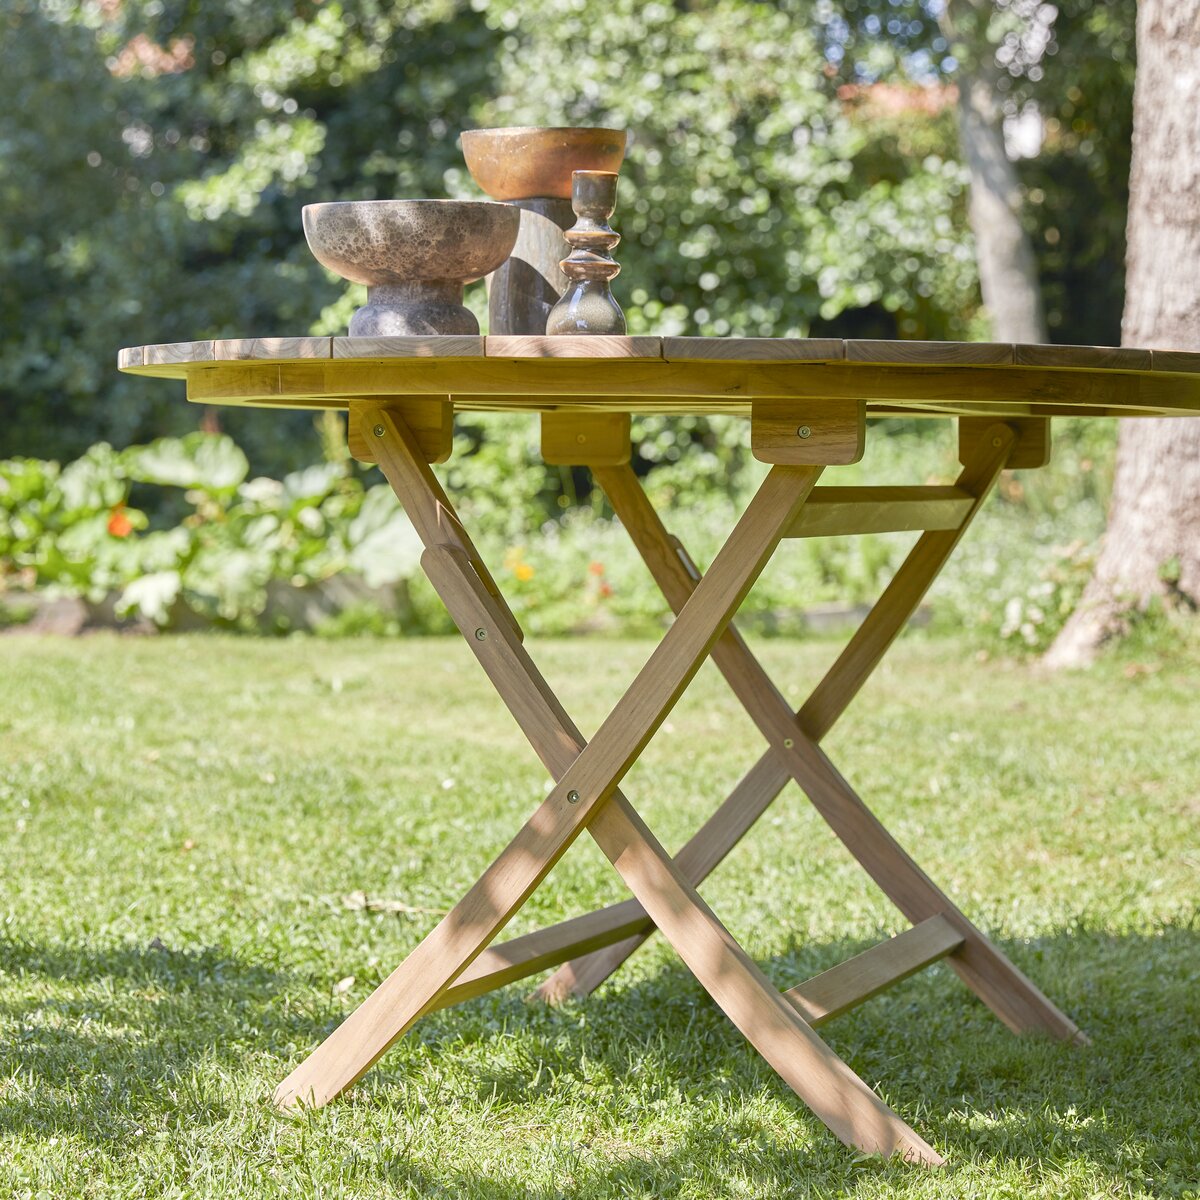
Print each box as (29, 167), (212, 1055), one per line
(420, 513), (941, 1164)
(275, 406), (826, 1113)
(542, 428), (1013, 998)
(540, 426), (1082, 1044)
(594, 796), (942, 1163)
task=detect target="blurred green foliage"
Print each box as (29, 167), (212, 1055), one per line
(2, 0), (500, 468)
(475, 0), (980, 340)
(1, 417), (1116, 647)
(0, 432), (437, 632)
(2, 0), (1133, 475)
(822, 0), (1135, 342)
(0, 0), (1137, 643)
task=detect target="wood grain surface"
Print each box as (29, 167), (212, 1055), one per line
(785, 486), (973, 538)
(486, 334), (663, 358)
(751, 399), (865, 465)
(1151, 349), (1200, 374)
(143, 340), (214, 365)
(959, 415), (1051, 469)
(664, 337), (844, 362)
(784, 916), (964, 1027)
(346, 398), (453, 464)
(215, 337), (332, 360)
(846, 339), (1013, 365)
(333, 335), (483, 359)
(541, 412), (631, 465)
(1013, 343), (1153, 371)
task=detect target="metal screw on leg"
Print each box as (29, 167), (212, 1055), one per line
(474, 628), (488, 641)
(373, 424), (385, 437)
(783, 737), (794, 749)
(566, 790), (581, 804)
(797, 426), (812, 439)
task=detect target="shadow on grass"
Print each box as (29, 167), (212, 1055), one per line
(378, 921), (1200, 1197)
(1, 923), (1197, 1195)
(0, 936), (328, 1145)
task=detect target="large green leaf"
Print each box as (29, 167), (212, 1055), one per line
(126, 434), (249, 496)
(53, 444), (125, 517)
(181, 543), (273, 622)
(280, 462), (344, 513)
(117, 570), (182, 626)
(346, 485), (422, 588)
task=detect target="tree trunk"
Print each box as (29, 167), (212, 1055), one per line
(1043, 0), (1200, 669)
(943, 0), (1047, 342)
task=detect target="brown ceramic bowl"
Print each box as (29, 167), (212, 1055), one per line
(460, 127), (628, 201)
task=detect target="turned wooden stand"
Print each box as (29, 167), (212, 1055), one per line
(119, 333), (1200, 1164)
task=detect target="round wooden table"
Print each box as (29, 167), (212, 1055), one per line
(119, 334), (1200, 1165)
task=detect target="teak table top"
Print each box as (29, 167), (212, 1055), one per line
(118, 334), (1200, 419)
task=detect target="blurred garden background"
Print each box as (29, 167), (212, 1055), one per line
(1, 0), (1146, 650)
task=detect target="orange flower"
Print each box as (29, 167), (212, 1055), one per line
(599, 582), (613, 598)
(515, 562), (535, 582)
(588, 561), (605, 575)
(107, 503), (133, 538)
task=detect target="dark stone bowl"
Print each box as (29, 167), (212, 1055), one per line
(302, 200), (520, 336)
(302, 199), (520, 287)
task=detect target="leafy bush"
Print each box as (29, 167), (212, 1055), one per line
(2, 417), (1118, 644)
(1, 432), (423, 632)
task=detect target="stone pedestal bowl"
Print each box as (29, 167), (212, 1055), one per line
(302, 200), (520, 336)
(460, 127), (627, 201)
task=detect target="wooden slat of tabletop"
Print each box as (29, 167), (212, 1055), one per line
(1151, 349), (1200, 374)
(846, 340), (1013, 365)
(144, 340), (214, 365)
(663, 337), (844, 362)
(1014, 343), (1153, 371)
(215, 337), (333, 360)
(333, 335), (484, 359)
(485, 335), (663, 358)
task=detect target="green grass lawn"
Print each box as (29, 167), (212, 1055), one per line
(0, 631), (1197, 1198)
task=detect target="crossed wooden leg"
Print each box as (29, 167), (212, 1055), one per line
(274, 403), (943, 1164)
(536, 422), (1083, 1046)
